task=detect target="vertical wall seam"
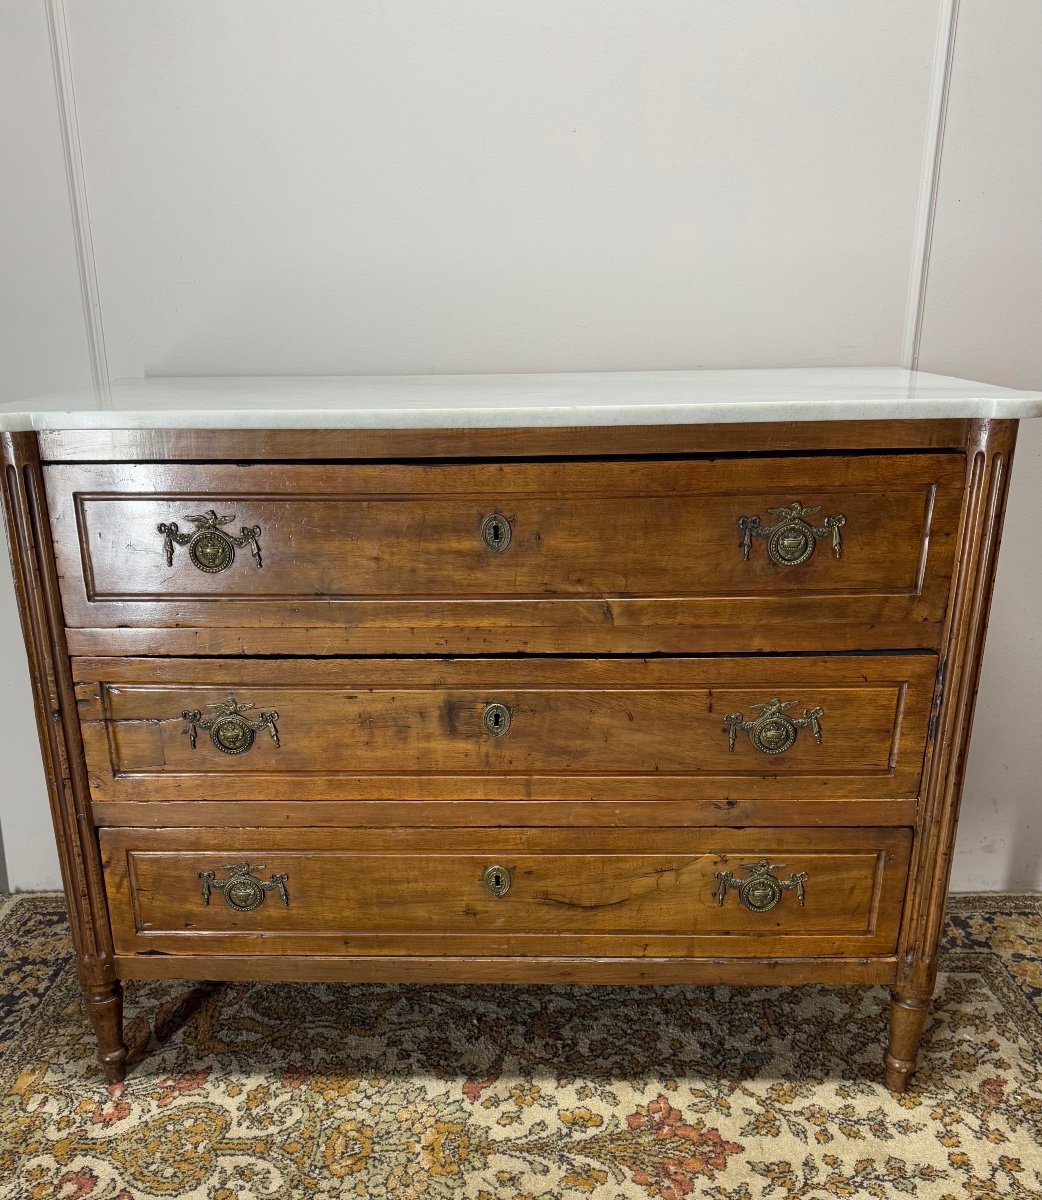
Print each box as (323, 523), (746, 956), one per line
(903, 0), (961, 372)
(44, 0), (111, 402)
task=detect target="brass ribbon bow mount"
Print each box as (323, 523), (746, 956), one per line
(158, 508), (262, 573)
(723, 698), (823, 756)
(183, 697), (280, 756)
(738, 501), (845, 567)
(714, 860), (808, 913)
(199, 862), (289, 912)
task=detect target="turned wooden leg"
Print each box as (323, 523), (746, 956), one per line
(885, 991), (930, 1093)
(2, 436), (130, 1086)
(84, 980), (128, 1084)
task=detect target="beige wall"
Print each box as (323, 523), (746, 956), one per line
(917, 0), (1042, 890)
(1, 0), (1039, 889)
(1, 0), (91, 890)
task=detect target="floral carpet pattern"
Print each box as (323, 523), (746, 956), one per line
(1, 893), (1041, 1199)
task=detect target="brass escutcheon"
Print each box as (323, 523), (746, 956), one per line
(738, 502), (845, 567)
(482, 865), (512, 897)
(480, 512), (512, 554)
(723, 698), (823, 755)
(483, 702), (512, 737)
(199, 862), (289, 911)
(183, 697), (281, 756)
(158, 508), (263, 573)
(714, 860), (807, 913)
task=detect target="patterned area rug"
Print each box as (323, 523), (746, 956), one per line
(1, 894), (1041, 1199)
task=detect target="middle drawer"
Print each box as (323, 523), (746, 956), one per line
(74, 655), (936, 804)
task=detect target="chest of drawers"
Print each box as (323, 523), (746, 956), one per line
(2, 369), (1039, 1093)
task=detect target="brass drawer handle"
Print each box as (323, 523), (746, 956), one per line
(480, 512), (512, 554)
(199, 862), (289, 911)
(723, 698), (822, 755)
(482, 864), (512, 897)
(158, 508), (263, 572)
(183, 697), (280, 755)
(714, 860), (807, 912)
(738, 501), (845, 566)
(483, 702), (512, 737)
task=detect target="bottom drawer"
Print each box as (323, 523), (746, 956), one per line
(102, 827), (911, 959)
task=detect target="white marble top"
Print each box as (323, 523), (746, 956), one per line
(1, 368), (1040, 432)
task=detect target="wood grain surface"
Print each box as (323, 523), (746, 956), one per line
(0, 417), (1018, 1092)
(100, 825), (911, 959)
(112, 952), (899, 987)
(37, 419), (973, 463)
(73, 654), (936, 803)
(47, 455), (963, 652)
(0, 432), (128, 1081)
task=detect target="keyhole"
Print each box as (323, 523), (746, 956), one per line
(483, 702), (511, 737)
(481, 512), (512, 554)
(483, 864), (511, 897)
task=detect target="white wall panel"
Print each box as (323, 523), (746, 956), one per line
(0, 1), (93, 404)
(65, 0), (939, 378)
(2, 0), (1040, 893)
(918, 0), (1042, 890)
(0, 0), (93, 891)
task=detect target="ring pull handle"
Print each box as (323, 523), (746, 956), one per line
(183, 696), (280, 755)
(199, 862), (289, 911)
(714, 860), (807, 913)
(483, 702), (512, 738)
(158, 508), (263, 573)
(723, 698), (822, 755)
(738, 502), (845, 567)
(480, 512), (512, 554)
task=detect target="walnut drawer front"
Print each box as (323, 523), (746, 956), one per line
(100, 826), (911, 959)
(74, 654), (936, 804)
(47, 455), (963, 653)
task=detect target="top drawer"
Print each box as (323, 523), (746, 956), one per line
(45, 455), (964, 653)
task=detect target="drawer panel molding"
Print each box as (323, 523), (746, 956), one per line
(1, 412), (1024, 1094)
(46, 455), (964, 651)
(101, 826), (912, 960)
(74, 654), (938, 804)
